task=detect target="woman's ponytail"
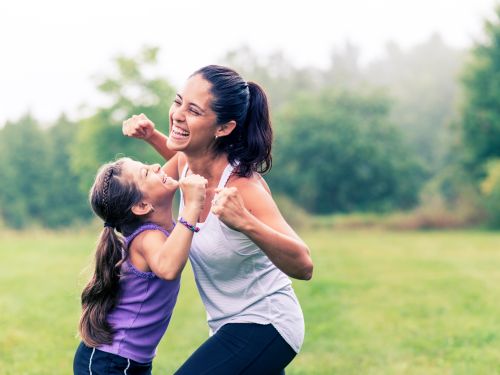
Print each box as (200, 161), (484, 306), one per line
(238, 81), (273, 177)
(194, 65), (273, 177)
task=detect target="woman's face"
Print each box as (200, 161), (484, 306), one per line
(167, 74), (218, 153)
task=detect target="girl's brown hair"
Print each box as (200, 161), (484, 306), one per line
(79, 158), (143, 347)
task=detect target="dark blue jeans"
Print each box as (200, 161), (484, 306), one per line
(73, 342), (152, 375)
(174, 323), (297, 375)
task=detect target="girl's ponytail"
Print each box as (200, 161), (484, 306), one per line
(79, 228), (124, 346)
(78, 158), (143, 347)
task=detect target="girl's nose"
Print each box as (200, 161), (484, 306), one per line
(153, 164), (161, 173)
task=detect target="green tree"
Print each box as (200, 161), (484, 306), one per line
(44, 115), (92, 227)
(71, 46), (176, 193)
(269, 89), (426, 213)
(460, 6), (500, 170)
(366, 34), (464, 170)
(0, 114), (52, 228)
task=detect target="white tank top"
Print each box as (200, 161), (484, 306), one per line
(179, 163), (305, 353)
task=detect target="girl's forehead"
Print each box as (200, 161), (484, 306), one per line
(121, 159), (144, 178)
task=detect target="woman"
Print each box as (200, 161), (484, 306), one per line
(73, 157), (207, 374)
(123, 65), (313, 374)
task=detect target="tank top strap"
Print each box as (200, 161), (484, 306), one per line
(179, 163), (235, 212)
(217, 163), (236, 189)
(124, 222), (174, 249)
(181, 163), (189, 179)
(181, 162), (235, 188)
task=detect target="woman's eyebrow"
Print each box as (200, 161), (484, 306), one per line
(177, 93), (206, 113)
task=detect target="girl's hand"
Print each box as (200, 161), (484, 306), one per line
(211, 187), (250, 231)
(179, 174), (207, 212)
(122, 113), (156, 140)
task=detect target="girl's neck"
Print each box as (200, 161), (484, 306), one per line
(146, 207), (175, 232)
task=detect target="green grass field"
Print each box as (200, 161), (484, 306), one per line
(1, 228), (500, 374)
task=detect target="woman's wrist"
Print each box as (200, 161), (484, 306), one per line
(145, 129), (165, 144)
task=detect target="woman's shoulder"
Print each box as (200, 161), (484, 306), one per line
(228, 172), (272, 196)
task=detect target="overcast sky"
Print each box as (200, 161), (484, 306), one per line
(0, 0), (497, 125)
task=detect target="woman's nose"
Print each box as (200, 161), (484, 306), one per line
(171, 106), (186, 122)
(153, 164), (161, 173)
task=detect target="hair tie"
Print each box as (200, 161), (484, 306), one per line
(104, 222), (115, 228)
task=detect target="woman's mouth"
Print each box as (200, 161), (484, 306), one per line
(171, 125), (190, 139)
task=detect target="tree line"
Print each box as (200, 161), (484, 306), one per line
(2, 7), (500, 229)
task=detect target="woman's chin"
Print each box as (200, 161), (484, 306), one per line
(167, 136), (187, 151)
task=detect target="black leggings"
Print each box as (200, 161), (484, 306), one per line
(73, 342), (152, 374)
(174, 323), (296, 375)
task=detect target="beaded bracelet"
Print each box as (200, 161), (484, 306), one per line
(178, 217), (200, 233)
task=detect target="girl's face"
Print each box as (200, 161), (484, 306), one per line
(167, 74), (219, 153)
(122, 159), (178, 206)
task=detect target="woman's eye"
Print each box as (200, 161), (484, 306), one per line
(190, 108), (201, 116)
(174, 99), (181, 105)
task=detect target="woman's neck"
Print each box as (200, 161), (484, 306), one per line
(185, 153), (229, 186)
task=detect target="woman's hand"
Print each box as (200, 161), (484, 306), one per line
(213, 179), (313, 280)
(179, 174), (208, 212)
(122, 113), (156, 140)
(211, 187), (250, 231)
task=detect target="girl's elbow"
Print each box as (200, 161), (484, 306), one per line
(159, 270), (182, 281)
(157, 264), (184, 280)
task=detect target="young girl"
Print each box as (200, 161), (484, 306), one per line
(73, 157), (207, 374)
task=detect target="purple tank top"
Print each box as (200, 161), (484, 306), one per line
(98, 223), (180, 363)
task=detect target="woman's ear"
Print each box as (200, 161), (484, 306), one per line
(216, 120), (237, 137)
(131, 201), (153, 216)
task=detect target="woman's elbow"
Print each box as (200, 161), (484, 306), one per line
(300, 258), (314, 280)
(292, 250), (313, 280)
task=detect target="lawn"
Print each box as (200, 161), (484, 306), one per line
(1, 228), (499, 374)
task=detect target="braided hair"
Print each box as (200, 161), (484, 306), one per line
(79, 158), (144, 347)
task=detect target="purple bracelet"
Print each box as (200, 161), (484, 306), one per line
(178, 217), (200, 232)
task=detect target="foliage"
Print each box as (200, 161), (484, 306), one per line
(0, 30), (491, 227)
(366, 35), (464, 170)
(0, 115), (52, 228)
(268, 89), (426, 213)
(0, 115), (92, 228)
(71, 46), (176, 194)
(460, 7), (500, 169)
(224, 37), (464, 173)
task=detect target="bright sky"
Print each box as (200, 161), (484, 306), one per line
(0, 0), (496, 125)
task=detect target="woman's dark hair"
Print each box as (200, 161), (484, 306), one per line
(193, 65), (273, 177)
(79, 158), (143, 347)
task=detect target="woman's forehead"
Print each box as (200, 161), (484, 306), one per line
(181, 75), (212, 102)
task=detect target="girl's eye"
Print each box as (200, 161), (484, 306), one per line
(174, 99), (181, 105)
(190, 108), (201, 116)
